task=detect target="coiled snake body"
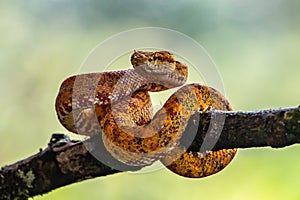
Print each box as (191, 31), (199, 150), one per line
(55, 51), (237, 178)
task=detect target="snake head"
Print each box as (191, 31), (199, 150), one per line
(131, 51), (188, 88)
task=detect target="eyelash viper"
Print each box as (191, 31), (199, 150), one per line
(55, 51), (237, 178)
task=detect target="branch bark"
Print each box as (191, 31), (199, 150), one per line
(0, 106), (299, 199)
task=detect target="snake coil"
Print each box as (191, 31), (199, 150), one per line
(55, 51), (237, 178)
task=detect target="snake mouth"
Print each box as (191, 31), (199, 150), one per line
(141, 61), (176, 75)
(134, 62), (187, 87)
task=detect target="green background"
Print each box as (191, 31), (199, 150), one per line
(1, 1), (300, 199)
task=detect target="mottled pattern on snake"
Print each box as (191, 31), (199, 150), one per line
(55, 51), (237, 178)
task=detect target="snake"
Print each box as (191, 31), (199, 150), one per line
(55, 51), (237, 178)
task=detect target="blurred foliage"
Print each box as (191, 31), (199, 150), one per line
(0, 1), (300, 200)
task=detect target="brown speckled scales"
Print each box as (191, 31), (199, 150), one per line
(55, 51), (237, 178)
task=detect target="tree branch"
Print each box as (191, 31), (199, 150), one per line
(0, 106), (299, 199)
(186, 106), (300, 151)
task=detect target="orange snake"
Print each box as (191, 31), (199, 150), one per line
(55, 51), (237, 178)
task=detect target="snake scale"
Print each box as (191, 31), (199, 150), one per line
(55, 51), (237, 178)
